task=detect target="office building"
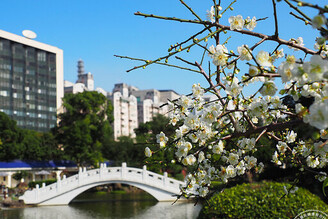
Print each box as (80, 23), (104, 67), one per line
(0, 30), (63, 132)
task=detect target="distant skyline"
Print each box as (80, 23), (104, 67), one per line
(0, 0), (322, 95)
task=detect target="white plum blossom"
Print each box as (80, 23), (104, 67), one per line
(278, 62), (295, 83)
(249, 66), (259, 76)
(170, 114), (180, 126)
(237, 45), (252, 61)
(259, 81), (277, 96)
(228, 153), (239, 165)
(314, 141), (328, 157)
(176, 145), (189, 159)
(245, 16), (257, 31)
(198, 151), (205, 163)
(312, 15), (327, 29)
(320, 129), (328, 139)
(244, 156), (257, 169)
(272, 151), (282, 165)
(156, 132), (168, 148)
(256, 51), (272, 67)
(305, 99), (328, 130)
(276, 141), (288, 153)
(199, 187), (209, 197)
(272, 49), (284, 61)
(213, 141), (224, 154)
(228, 15), (245, 31)
(178, 95), (192, 109)
(183, 154), (197, 166)
(314, 38), (328, 57)
(175, 125), (189, 139)
(210, 44), (229, 66)
(288, 37), (304, 51)
(149, 4), (328, 199)
(286, 130), (297, 143)
(236, 161), (246, 175)
(192, 83), (204, 99)
(303, 55), (328, 82)
(206, 6), (215, 23)
(248, 97), (268, 118)
(145, 147), (152, 157)
(306, 156), (320, 168)
(225, 77), (242, 97)
(226, 165), (237, 178)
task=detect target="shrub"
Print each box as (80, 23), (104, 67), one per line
(198, 181), (328, 219)
(28, 179), (57, 188)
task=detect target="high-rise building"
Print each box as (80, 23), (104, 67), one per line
(132, 89), (180, 124)
(0, 30), (63, 132)
(76, 59), (94, 91)
(110, 83), (138, 140)
(64, 59), (96, 95)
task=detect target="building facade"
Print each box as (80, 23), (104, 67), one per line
(110, 83), (138, 140)
(64, 63), (180, 140)
(0, 30), (63, 132)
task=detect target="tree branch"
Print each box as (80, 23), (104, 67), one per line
(134, 12), (317, 55)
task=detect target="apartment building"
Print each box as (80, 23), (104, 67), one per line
(0, 30), (63, 132)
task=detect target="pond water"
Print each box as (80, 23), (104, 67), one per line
(1, 191), (202, 219)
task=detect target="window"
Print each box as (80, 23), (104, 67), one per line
(37, 52), (46, 62)
(0, 90), (8, 96)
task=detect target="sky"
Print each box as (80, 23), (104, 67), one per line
(0, 0), (323, 95)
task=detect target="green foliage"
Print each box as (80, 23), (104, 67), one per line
(54, 91), (114, 166)
(28, 179), (57, 188)
(0, 112), (22, 161)
(20, 130), (61, 161)
(12, 171), (29, 181)
(198, 181), (328, 219)
(102, 136), (144, 167)
(0, 112), (61, 161)
(135, 114), (183, 177)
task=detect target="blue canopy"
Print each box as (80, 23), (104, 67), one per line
(0, 160), (76, 169)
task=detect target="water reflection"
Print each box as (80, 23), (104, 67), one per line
(1, 193), (202, 219)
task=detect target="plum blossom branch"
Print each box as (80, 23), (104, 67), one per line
(134, 11), (317, 55)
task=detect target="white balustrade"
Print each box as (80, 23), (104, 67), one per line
(20, 163), (186, 205)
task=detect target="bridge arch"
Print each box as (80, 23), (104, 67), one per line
(20, 163), (185, 206)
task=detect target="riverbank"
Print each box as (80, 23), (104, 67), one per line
(1, 197), (25, 208)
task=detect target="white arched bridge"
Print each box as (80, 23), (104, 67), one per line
(19, 163), (185, 206)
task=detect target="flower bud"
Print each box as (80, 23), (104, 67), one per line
(297, 2), (302, 6)
(316, 37), (326, 45)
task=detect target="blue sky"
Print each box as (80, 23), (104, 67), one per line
(0, 0), (323, 95)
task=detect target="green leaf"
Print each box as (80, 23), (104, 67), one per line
(323, 178), (328, 197)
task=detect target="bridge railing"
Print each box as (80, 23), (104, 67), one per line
(20, 163), (185, 203)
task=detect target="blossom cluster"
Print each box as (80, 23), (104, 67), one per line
(145, 2), (328, 198)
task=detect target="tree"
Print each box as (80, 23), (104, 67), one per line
(54, 91), (114, 166)
(117, 0), (328, 199)
(0, 112), (22, 161)
(0, 112), (62, 161)
(135, 114), (184, 178)
(19, 130), (61, 161)
(102, 136), (144, 167)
